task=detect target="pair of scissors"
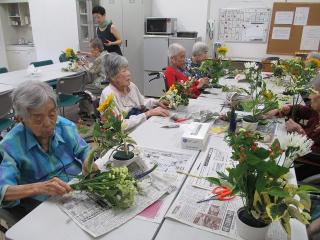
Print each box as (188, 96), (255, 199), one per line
(196, 186), (235, 203)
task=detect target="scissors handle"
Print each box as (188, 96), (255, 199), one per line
(212, 186), (234, 201)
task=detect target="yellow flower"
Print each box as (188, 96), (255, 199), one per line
(307, 58), (320, 69)
(169, 85), (176, 92)
(97, 93), (114, 112)
(217, 47), (228, 56)
(65, 48), (74, 58)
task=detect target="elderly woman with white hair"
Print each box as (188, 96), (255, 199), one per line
(185, 41), (210, 79)
(0, 81), (96, 223)
(100, 53), (169, 130)
(164, 43), (208, 98)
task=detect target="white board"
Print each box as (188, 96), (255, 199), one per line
(218, 8), (271, 43)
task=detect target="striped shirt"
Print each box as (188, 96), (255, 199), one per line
(0, 116), (90, 208)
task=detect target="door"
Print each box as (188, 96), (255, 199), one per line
(6, 50), (27, 71)
(122, 0), (144, 92)
(77, 0), (90, 51)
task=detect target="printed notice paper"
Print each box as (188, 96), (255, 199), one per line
(274, 11), (294, 25)
(300, 26), (320, 51)
(294, 7), (309, 26)
(272, 27), (291, 40)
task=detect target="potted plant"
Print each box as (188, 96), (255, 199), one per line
(160, 79), (193, 110)
(208, 130), (318, 240)
(198, 46), (231, 88)
(94, 93), (138, 167)
(241, 62), (278, 131)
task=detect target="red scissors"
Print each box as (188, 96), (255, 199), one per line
(197, 186), (235, 203)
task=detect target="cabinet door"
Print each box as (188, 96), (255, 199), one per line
(122, 0), (144, 92)
(88, 0), (100, 39)
(6, 50), (27, 71)
(77, 0), (90, 51)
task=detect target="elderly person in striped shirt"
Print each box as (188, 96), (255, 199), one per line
(0, 81), (96, 224)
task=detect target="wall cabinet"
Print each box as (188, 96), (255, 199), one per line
(6, 46), (36, 70)
(7, 2), (30, 26)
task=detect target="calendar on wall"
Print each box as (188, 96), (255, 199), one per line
(218, 8), (272, 43)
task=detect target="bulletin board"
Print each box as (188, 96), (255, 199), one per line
(218, 8), (272, 43)
(267, 2), (320, 55)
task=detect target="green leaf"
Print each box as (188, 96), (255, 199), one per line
(254, 147), (270, 160)
(206, 177), (221, 186)
(287, 206), (310, 225)
(266, 203), (288, 221)
(280, 218), (291, 235)
(268, 187), (290, 198)
(245, 153), (261, 166)
(297, 192), (311, 211)
(298, 184), (320, 193)
(256, 175), (267, 192)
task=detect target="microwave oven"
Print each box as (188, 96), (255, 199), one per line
(145, 18), (177, 35)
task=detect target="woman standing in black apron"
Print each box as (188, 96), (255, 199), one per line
(92, 6), (122, 55)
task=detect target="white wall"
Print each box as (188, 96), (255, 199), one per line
(29, 0), (79, 63)
(0, 7), (8, 68)
(152, 0), (209, 40)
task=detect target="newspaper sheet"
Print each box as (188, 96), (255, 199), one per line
(58, 148), (195, 237)
(136, 147), (196, 223)
(166, 146), (288, 240)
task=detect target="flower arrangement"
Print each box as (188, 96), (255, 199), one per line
(198, 46), (231, 88)
(62, 48), (79, 62)
(94, 93), (136, 158)
(71, 165), (138, 209)
(272, 58), (318, 120)
(241, 62), (279, 123)
(209, 130), (318, 235)
(160, 79), (194, 109)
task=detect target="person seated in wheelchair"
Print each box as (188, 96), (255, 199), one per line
(164, 43), (209, 99)
(77, 38), (109, 118)
(0, 81), (96, 226)
(100, 53), (169, 131)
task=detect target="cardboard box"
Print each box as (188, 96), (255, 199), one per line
(181, 122), (211, 150)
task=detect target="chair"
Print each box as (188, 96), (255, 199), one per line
(56, 71), (87, 116)
(0, 67), (8, 74)
(30, 60), (57, 88)
(59, 53), (67, 63)
(0, 90), (14, 140)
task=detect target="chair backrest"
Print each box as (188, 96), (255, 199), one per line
(56, 71), (87, 96)
(59, 53), (67, 63)
(30, 60), (54, 67)
(0, 67), (8, 74)
(0, 91), (13, 119)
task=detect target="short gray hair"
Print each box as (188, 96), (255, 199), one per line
(12, 80), (57, 119)
(192, 42), (208, 57)
(168, 43), (185, 60)
(308, 52), (320, 60)
(104, 53), (128, 81)
(312, 73), (320, 92)
(90, 38), (104, 52)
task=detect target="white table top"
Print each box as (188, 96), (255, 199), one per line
(0, 62), (81, 88)
(0, 84), (14, 93)
(5, 76), (308, 240)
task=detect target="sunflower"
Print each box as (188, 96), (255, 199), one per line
(217, 47), (228, 56)
(97, 93), (114, 112)
(64, 48), (74, 58)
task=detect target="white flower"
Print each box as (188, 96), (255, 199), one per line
(244, 62), (258, 70)
(279, 132), (314, 167)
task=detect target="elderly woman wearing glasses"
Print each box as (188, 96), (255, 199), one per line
(100, 53), (169, 131)
(0, 81), (96, 224)
(164, 43), (209, 98)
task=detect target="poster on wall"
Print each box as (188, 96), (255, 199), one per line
(300, 26), (320, 50)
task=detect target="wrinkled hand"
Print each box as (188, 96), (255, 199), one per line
(145, 107), (169, 118)
(37, 177), (72, 196)
(285, 119), (304, 134)
(197, 77), (209, 89)
(158, 100), (169, 109)
(82, 159), (99, 174)
(279, 105), (291, 116)
(262, 109), (279, 119)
